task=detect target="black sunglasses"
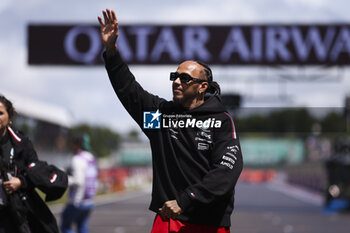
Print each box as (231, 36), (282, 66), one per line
(170, 72), (207, 83)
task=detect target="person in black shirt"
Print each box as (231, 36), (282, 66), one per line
(0, 95), (68, 233)
(98, 9), (243, 233)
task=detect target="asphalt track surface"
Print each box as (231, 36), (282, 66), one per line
(52, 181), (350, 233)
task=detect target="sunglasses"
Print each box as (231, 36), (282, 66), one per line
(170, 72), (207, 83)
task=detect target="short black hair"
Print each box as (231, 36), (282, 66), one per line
(73, 133), (91, 151)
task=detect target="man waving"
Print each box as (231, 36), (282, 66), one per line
(98, 9), (243, 233)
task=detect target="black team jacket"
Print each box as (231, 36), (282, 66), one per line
(104, 52), (243, 227)
(0, 127), (68, 233)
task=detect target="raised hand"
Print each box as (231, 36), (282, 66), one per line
(98, 9), (119, 51)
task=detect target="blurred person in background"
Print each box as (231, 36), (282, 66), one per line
(60, 133), (98, 233)
(98, 9), (243, 233)
(0, 95), (68, 233)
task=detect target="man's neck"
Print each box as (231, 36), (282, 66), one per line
(183, 98), (204, 110)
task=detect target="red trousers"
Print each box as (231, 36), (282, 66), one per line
(150, 214), (230, 233)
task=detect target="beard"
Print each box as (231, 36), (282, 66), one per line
(173, 95), (182, 105)
(172, 84), (200, 107)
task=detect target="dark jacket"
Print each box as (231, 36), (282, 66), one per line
(104, 52), (243, 227)
(0, 127), (68, 233)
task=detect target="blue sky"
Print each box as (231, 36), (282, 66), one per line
(0, 0), (349, 132)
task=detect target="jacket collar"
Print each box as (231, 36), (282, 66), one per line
(7, 127), (25, 153)
(8, 127), (22, 143)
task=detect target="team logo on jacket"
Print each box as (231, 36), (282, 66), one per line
(143, 110), (162, 129)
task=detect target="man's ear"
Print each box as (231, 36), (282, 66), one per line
(199, 82), (209, 94)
